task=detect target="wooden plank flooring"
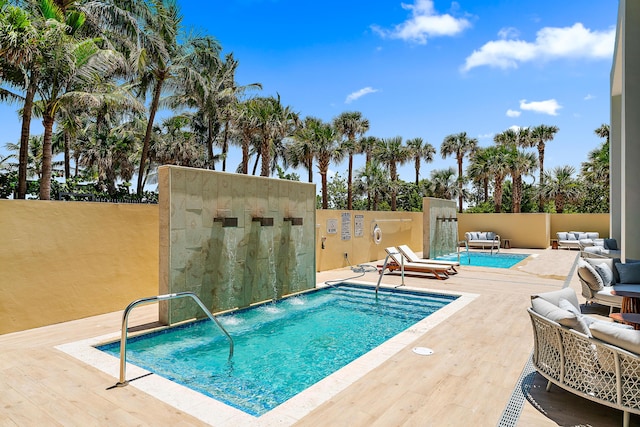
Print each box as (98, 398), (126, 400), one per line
(2, 248), (639, 426)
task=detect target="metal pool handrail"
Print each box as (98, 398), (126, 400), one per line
(116, 291), (234, 387)
(376, 251), (404, 296)
(457, 240), (470, 264)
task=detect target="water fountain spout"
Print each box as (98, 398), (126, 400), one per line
(214, 217), (238, 227)
(252, 217), (274, 227)
(283, 217), (303, 226)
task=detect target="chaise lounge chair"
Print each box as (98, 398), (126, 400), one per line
(379, 247), (450, 280)
(396, 245), (458, 273)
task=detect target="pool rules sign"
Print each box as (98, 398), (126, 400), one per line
(341, 212), (351, 241)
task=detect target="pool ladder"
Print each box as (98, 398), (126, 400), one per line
(115, 291), (234, 387)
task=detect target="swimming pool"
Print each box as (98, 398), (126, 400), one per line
(437, 252), (530, 268)
(97, 285), (457, 416)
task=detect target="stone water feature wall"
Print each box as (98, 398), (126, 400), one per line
(422, 197), (458, 259)
(158, 166), (316, 324)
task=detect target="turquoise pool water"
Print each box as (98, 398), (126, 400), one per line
(437, 252), (529, 268)
(98, 285), (455, 416)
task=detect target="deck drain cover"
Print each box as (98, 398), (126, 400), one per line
(412, 347), (434, 356)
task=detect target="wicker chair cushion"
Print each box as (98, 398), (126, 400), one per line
(532, 297), (590, 336)
(590, 321), (640, 354)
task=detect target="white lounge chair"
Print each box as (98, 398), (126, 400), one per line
(380, 247), (450, 280)
(397, 245), (458, 273)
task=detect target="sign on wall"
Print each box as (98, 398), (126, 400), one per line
(327, 218), (338, 234)
(354, 214), (364, 237)
(341, 212), (351, 241)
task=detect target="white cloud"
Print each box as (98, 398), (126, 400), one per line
(584, 94), (595, 100)
(506, 109), (521, 117)
(477, 133), (494, 140)
(497, 27), (519, 40)
(519, 99), (562, 116)
(345, 87), (378, 104)
(462, 23), (615, 71)
(372, 0), (471, 44)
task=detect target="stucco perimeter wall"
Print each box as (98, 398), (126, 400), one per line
(550, 213), (610, 240)
(315, 210), (422, 271)
(458, 213), (550, 249)
(458, 213), (611, 248)
(0, 200), (158, 335)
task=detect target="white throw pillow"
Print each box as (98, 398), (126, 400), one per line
(578, 259), (604, 291)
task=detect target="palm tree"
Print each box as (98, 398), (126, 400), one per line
(333, 111), (369, 210)
(582, 124), (610, 183)
(376, 136), (410, 211)
(354, 160), (389, 210)
(134, 0), (192, 194)
(429, 167), (457, 200)
(32, 1), (126, 199)
(246, 96), (298, 177)
(528, 124), (559, 211)
(467, 147), (492, 204)
(542, 166), (581, 213)
(313, 120), (342, 209)
(406, 137), (435, 185)
(595, 123), (610, 143)
(0, 2), (40, 199)
(484, 145), (511, 213)
(80, 123), (138, 195)
(231, 98), (260, 174)
(168, 49), (261, 171)
(152, 114), (207, 168)
(441, 132), (478, 212)
(506, 148), (537, 213)
(289, 116), (322, 183)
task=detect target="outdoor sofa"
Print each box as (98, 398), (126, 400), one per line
(581, 238), (621, 258)
(464, 231), (500, 250)
(528, 287), (640, 427)
(556, 231), (599, 250)
(576, 257), (640, 312)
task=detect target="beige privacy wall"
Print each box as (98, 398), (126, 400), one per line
(0, 200), (158, 334)
(314, 210), (422, 271)
(158, 166), (316, 324)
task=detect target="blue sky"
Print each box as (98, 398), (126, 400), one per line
(0, 0), (618, 189)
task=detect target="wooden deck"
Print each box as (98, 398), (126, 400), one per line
(2, 248), (638, 426)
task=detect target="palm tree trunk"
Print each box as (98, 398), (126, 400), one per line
(347, 154), (353, 210)
(17, 74), (38, 199)
(321, 172), (328, 209)
(483, 177), (489, 202)
(207, 116), (215, 170)
(39, 112), (55, 200)
(137, 80), (163, 195)
(252, 154), (259, 175)
(307, 157), (313, 183)
(241, 138), (249, 174)
(260, 137), (270, 177)
(494, 178), (503, 213)
(415, 157), (420, 186)
(221, 119), (230, 172)
(64, 132), (71, 180)
(390, 163), (397, 211)
(457, 158), (464, 213)
(538, 146), (545, 212)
